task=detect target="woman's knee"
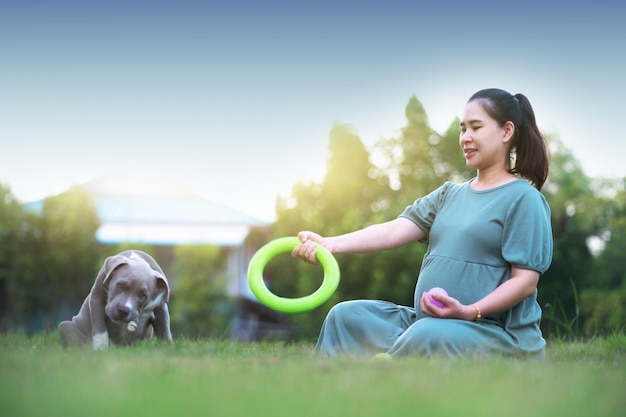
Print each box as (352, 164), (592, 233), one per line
(390, 318), (481, 357)
(326, 300), (377, 326)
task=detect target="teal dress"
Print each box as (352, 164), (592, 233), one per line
(315, 179), (553, 358)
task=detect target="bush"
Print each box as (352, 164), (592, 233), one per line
(168, 244), (233, 338)
(580, 289), (626, 336)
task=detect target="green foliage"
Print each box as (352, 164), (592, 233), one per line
(542, 279), (580, 338)
(168, 244), (232, 338)
(539, 138), (595, 321)
(574, 179), (626, 336)
(0, 184), (100, 331)
(35, 186), (101, 307)
(434, 117), (475, 183)
(272, 123), (394, 338)
(579, 289), (626, 336)
(0, 183), (37, 329)
(540, 142), (626, 337)
(394, 96), (439, 196)
(590, 178), (626, 288)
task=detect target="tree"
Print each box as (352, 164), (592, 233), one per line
(168, 244), (230, 338)
(271, 123), (393, 338)
(539, 137), (600, 336)
(19, 186), (101, 332)
(37, 186), (101, 306)
(579, 177), (626, 335)
(0, 184), (101, 332)
(373, 95), (441, 209)
(435, 117), (474, 183)
(589, 177), (626, 289)
(0, 184), (36, 330)
(366, 97), (470, 310)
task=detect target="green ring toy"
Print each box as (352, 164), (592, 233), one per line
(247, 236), (340, 313)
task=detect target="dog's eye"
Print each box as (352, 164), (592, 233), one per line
(116, 282), (128, 290)
(138, 293), (148, 303)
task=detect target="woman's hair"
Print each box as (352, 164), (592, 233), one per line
(468, 88), (550, 190)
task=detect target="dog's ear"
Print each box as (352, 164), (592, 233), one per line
(102, 255), (130, 286)
(154, 272), (170, 303)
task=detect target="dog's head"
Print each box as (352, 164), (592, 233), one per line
(101, 253), (170, 325)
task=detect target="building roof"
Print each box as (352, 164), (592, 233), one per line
(25, 174), (272, 246)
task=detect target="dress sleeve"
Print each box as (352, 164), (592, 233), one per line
(502, 189), (553, 273)
(398, 182), (452, 243)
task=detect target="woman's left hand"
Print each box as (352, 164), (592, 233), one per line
(419, 292), (476, 321)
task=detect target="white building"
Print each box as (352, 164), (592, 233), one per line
(79, 174), (272, 301)
(24, 174), (295, 340)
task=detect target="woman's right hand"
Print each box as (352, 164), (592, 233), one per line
(291, 231), (327, 264)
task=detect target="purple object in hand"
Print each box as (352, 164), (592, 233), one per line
(427, 287), (448, 308)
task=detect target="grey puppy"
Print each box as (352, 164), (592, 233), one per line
(59, 250), (172, 350)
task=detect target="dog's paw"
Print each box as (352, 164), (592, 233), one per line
(127, 321), (137, 332)
(92, 332), (109, 350)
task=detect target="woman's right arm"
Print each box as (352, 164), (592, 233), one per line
(292, 217), (425, 264)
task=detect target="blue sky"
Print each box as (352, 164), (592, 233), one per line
(1, 1), (624, 221)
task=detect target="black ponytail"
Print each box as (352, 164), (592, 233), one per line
(468, 89), (550, 190)
(512, 93), (550, 190)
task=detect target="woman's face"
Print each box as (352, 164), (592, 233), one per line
(459, 100), (513, 171)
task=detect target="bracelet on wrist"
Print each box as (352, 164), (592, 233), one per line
(470, 303), (481, 322)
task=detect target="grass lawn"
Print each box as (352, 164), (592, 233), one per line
(1, 332), (624, 417)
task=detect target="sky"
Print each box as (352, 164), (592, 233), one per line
(1, 0), (625, 221)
